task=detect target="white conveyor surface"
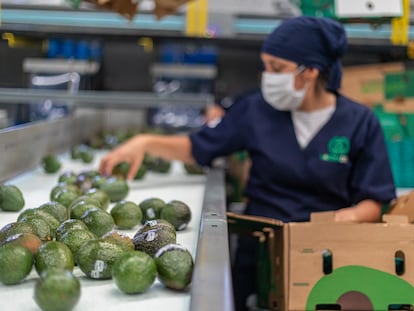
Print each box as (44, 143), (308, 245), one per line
(0, 151), (207, 311)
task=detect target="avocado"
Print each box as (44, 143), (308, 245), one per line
(144, 155), (171, 173)
(56, 219), (89, 241)
(0, 243), (33, 285)
(160, 200), (192, 231)
(134, 164), (148, 180)
(110, 200), (143, 229)
(80, 208), (115, 237)
(18, 215), (52, 241)
(138, 219), (176, 237)
(42, 155), (61, 174)
(34, 269), (81, 311)
(69, 195), (103, 212)
(18, 209), (60, 239)
(53, 188), (79, 209)
(132, 225), (176, 257)
(0, 222), (36, 244)
(84, 188), (110, 210)
(70, 202), (99, 220)
(34, 241), (75, 275)
(101, 230), (135, 252)
(75, 171), (98, 193)
(98, 178), (129, 203)
(3, 232), (42, 255)
(154, 243), (194, 291)
(112, 162), (130, 179)
(183, 163), (205, 175)
(76, 239), (128, 279)
(37, 201), (69, 223)
(0, 184), (25, 212)
(50, 183), (80, 202)
(60, 229), (96, 257)
(139, 197), (166, 222)
(58, 171), (77, 185)
(112, 251), (157, 294)
(71, 144), (88, 160)
(91, 174), (108, 189)
(71, 144), (94, 163)
(80, 148), (94, 164)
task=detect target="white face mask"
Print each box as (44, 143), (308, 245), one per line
(261, 69), (307, 111)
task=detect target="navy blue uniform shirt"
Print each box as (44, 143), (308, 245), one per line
(190, 91), (396, 222)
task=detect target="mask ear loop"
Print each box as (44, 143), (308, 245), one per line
(295, 65), (309, 92)
(296, 65), (306, 74)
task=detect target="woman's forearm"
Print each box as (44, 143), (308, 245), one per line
(140, 134), (195, 163)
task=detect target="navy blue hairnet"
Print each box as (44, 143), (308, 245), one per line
(262, 16), (347, 92)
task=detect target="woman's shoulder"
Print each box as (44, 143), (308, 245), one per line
(336, 94), (382, 130)
(337, 94), (376, 117)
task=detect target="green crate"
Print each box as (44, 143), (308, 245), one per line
(384, 70), (414, 100)
(374, 105), (414, 187)
(299, 0), (336, 18)
(374, 106), (404, 141)
(386, 139), (414, 188)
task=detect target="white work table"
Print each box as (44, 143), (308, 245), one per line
(0, 151), (207, 311)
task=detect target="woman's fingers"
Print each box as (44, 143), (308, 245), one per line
(127, 161), (141, 181)
(99, 135), (145, 178)
(99, 153), (125, 176)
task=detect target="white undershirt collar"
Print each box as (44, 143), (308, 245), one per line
(291, 105), (336, 149)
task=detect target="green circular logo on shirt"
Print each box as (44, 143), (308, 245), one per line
(328, 136), (350, 155)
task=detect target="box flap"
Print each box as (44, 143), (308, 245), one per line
(226, 212), (284, 228)
(387, 191), (414, 222)
(310, 211), (336, 223)
(382, 214), (410, 224)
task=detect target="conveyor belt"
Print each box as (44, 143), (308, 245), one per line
(0, 151), (209, 310)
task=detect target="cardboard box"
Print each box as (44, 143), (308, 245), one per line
(341, 62), (405, 107)
(388, 190), (414, 222)
(227, 211), (414, 311)
(383, 98), (414, 113)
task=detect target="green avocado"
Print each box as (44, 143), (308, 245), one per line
(183, 163), (205, 175)
(144, 155), (171, 174)
(98, 178), (129, 203)
(132, 226), (176, 257)
(76, 239), (128, 279)
(139, 197), (166, 223)
(42, 155), (61, 174)
(134, 164), (148, 180)
(18, 209), (60, 239)
(138, 219), (176, 237)
(154, 244), (194, 291)
(111, 162), (130, 180)
(160, 200), (192, 231)
(0, 222), (36, 245)
(0, 184), (25, 212)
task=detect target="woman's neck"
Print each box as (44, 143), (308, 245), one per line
(299, 88), (336, 112)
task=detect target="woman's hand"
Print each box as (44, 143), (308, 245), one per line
(334, 199), (382, 223)
(99, 135), (147, 180)
(204, 104), (225, 124)
(99, 134), (194, 180)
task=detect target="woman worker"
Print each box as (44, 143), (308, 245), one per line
(99, 16), (396, 310)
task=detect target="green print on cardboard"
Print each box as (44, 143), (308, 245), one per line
(320, 136), (350, 164)
(306, 265), (414, 310)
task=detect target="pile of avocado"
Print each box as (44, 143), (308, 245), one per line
(0, 166), (195, 310)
